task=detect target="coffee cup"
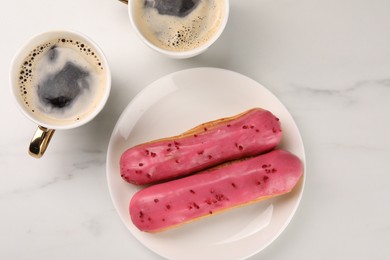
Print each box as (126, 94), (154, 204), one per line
(9, 30), (111, 158)
(122, 0), (229, 59)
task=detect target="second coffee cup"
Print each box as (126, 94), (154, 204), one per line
(126, 0), (229, 59)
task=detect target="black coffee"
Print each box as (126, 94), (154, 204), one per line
(146, 0), (200, 17)
(38, 56), (89, 109)
(17, 36), (107, 125)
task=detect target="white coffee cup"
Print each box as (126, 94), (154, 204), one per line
(9, 30), (111, 158)
(124, 0), (229, 59)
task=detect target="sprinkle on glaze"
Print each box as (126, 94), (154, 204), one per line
(129, 149), (303, 232)
(120, 108), (282, 185)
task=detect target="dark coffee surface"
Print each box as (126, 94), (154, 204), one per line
(147, 0), (200, 17)
(38, 61), (90, 109)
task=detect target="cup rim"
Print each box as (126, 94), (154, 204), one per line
(9, 29), (111, 130)
(128, 0), (230, 59)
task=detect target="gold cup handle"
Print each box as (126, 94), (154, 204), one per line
(29, 126), (55, 158)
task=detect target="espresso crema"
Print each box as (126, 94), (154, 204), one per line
(133, 0), (225, 51)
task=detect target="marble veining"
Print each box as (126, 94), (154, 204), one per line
(0, 151), (106, 199)
(285, 78), (390, 99)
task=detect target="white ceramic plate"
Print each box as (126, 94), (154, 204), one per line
(106, 67), (305, 260)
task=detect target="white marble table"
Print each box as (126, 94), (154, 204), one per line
(1, 0), (389, 259)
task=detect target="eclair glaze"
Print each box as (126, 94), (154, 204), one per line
(129, 149), (303, 232)
(120, 108), (282, 185)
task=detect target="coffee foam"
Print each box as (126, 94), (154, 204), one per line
(133, 0), (225, 51)
(17, 37), (107, 126)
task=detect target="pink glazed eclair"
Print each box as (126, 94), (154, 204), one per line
(129, 149), (303, 232)
(120, 108), (282, 185)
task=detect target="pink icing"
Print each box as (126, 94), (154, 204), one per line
(120, 108), (282, 185)
(129, 149), (303, 232)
